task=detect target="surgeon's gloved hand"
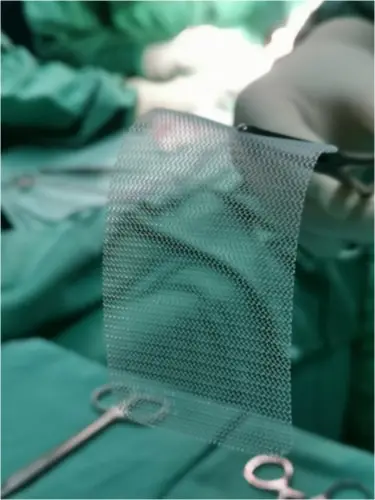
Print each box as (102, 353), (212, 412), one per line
(235, 18), (374, 258)
(142, 26), (264, 83)
(129, 73), (232, 120)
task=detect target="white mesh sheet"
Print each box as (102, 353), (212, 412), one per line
(103, 110), (332, 454)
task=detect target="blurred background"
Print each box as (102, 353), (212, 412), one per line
(1, 4), (373, 497)
(1, 0), (322, 230)
(2, 0), (322, 137)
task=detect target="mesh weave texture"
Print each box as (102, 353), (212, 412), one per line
(103, 110), (331, 454)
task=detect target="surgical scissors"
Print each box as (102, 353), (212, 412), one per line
(244, 455), (373, 499)
(1, 384), (169, 498)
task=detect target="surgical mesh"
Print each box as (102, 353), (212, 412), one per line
(103, 109), (332, 454)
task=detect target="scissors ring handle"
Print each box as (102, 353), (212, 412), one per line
(91, 384), (169, 425)
(125, 394), (170, 426)
(244, 455), (295, 493)
(91, 384), (128, 419)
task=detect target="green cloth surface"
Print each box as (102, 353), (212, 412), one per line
(344, 252), (374, 451)
(1, 34), (137, 150)
(2, 339), (374, 499)
(1, 209), (104, 342)
(1, 131), (122, 230)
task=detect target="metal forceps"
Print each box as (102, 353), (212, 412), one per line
(237, 124), (374, 198)
(1, 384), (169, 498)
(244, 455), (373, 499)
